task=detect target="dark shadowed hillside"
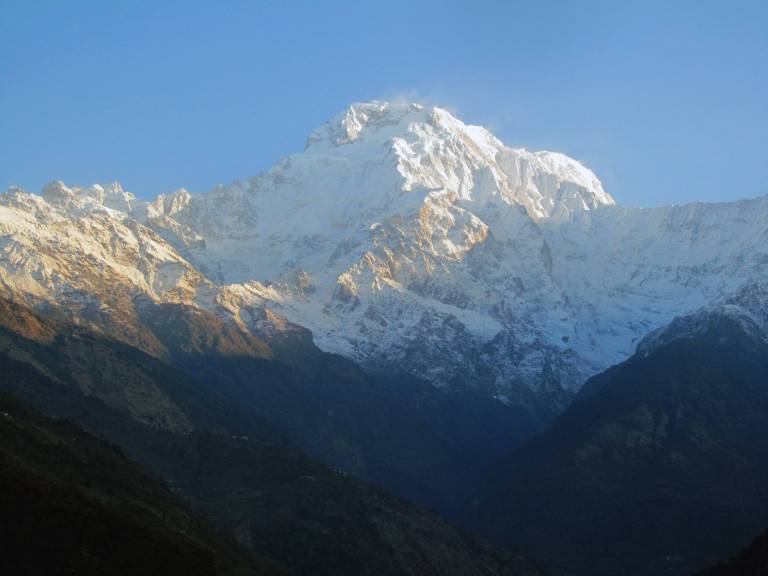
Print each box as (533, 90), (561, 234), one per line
(0, 393), (279, 576)
(464, 309), (768, 576)
(136, 299), (543, 515)
(0, 297), (542, 576)
(0, 295), (541, 514)
(141, 432), (543, 576)
(697, 527), (768, 576)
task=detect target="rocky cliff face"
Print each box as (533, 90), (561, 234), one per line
(2, 100), (766, 413)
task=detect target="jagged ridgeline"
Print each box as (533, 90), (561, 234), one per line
(4, 101), (768, 423)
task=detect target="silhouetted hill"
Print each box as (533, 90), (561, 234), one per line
(464, 311), (768, 575)
(697, 527), (768, 575)
(0, 393), (279, 576)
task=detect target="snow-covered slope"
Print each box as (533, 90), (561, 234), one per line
(1, 100), (766, 413)
(0, 182), (215, 351)
(140, 101), (617, 408)
(636, 283), (768, 356)
(542, 196), (768, 368)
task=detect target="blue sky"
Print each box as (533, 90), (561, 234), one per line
(1, 0), (766, 206)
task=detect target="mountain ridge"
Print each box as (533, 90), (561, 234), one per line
(462, 293), (768, 575)
(2, 100), (767, 413)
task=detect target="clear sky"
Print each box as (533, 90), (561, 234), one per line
(1, 0), (766, 207)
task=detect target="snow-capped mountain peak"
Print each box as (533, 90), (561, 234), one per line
(306, 100), (427, 148)
(39, 179), (137, 216)
(1, 101), (765, 415)
(302, 100), (613, 222)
